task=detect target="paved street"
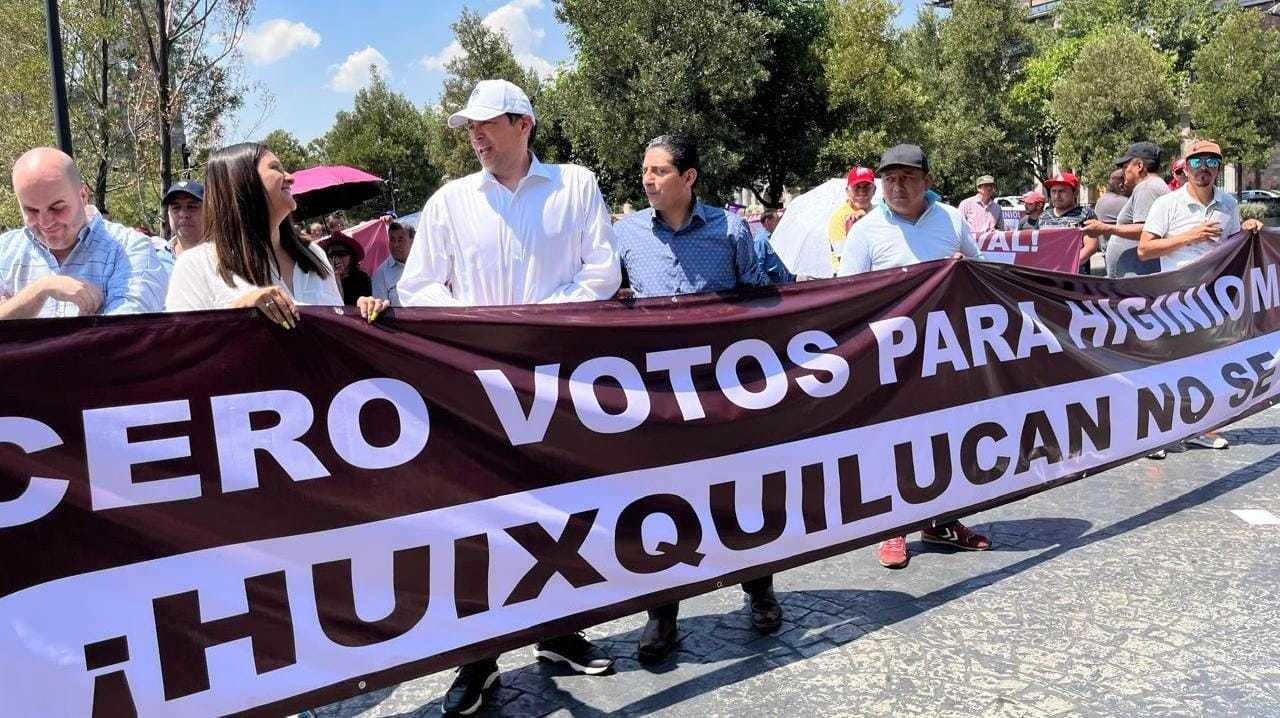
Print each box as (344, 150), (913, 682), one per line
(317, 407), (1280, 718)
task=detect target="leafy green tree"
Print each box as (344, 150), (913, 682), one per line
(1189, 9), (1280, 186)
(552, 0), (775, 204)
(1006, 34), (1084, 184)
(733, 0), (832, 207)
(0, 0), (256, 229)
(0, 0), (57, 226)
(923, 0), (1037, 199)
(1056, 0), (1224, 78)
(263, 129), (311, 173)
(322, 69), (440, 219)
(816, 0), (923, 179)
(427, 10), (545, 182)
(1051, 26), (1181, 187)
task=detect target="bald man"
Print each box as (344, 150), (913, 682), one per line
(0, 148), (166, 319)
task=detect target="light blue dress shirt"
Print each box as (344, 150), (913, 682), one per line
(0, 214), (168, 317)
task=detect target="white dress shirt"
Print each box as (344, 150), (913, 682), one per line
(164, 242), (343, 311)
(1143, 185), (1242, 272)
(398, 154), (621, 307)
(838, 200), (981, 275)
(371, 256), (406, 306)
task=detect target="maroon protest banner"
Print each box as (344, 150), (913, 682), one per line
(1, 232), (1278, 716)
(977, 227), (1084, 272)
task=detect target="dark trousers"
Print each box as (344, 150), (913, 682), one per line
(647, 574), (773, 620)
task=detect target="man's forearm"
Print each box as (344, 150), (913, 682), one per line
(0, 283), (47, 320)
(1137, 231), (1193, 261)
(1105, 222), (1146, 240)
(1078, 236), (1099, 265)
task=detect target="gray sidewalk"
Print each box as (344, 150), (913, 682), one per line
(317, 408), (1280, 717)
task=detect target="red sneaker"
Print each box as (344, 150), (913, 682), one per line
(877, 535), (909, 568)
(921, 521), (990, 551)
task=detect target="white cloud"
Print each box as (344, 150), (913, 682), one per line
(421, 0), (557, 79)
(241, 19), (320, 65)
(421, 41), (465, 73)
(329, 47), (392, 92)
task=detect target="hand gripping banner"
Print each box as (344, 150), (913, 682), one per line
(2, 231), (1279, 717)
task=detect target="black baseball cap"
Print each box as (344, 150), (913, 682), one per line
(1113, 142), (1161, 168)
(877, 144), (929, 173)
(162, 180), (204, 205)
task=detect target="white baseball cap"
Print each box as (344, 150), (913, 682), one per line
(446, 79), (536, 129)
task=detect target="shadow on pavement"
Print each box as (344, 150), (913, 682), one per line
(363, 443), (1280, 718)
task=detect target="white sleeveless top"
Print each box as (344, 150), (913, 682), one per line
(164, 241), (343, 311)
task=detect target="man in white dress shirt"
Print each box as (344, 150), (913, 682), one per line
(398, 81), (619, 308)
(397, 79), (621, 716)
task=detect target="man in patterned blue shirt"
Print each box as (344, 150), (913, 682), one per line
(614, 135), (770, 298)
(0, 148), (166, 319)
(613, 135), (781, 664)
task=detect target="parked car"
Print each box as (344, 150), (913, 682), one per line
(995, 195), (1026, 213)
(1243, 189), (1280, 201)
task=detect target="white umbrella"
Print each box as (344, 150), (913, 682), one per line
(767, 178), (850, 280)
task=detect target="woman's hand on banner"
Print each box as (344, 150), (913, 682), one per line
(357, 296), (390, 322)
(233, 286), (299, 329)
(1243, 218), (1264, 235)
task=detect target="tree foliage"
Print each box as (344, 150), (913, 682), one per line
(1189, 9), (1280, 173)
(427, 10), (546, 183)
(322, 70), (440, 220)
(923, 0), (1037, 199)
(1056, 0), (1224, 78)
(817, 0), (922, 177)
(0, 0), (57, 227)
(262, 129), (310, 173)
(1051, 26), (1180, 186)
(0, 0), (254, 230)
(733, 0), (832, 207)
(551, 0), (775, 204)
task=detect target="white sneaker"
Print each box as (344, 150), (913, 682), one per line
(1185, 434), (1229, 450)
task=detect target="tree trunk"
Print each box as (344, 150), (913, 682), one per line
(156, 0), (172, 207)
(94, 1), (110, 211)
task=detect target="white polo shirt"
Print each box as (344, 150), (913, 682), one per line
(837, 200), (981, 275)
(1144, 185), (1241, 272)
(398, 154), (621, 307)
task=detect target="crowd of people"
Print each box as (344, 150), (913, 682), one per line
(0, 76), (1268, 716)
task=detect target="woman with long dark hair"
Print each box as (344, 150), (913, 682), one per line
(165, 142), (387, 325)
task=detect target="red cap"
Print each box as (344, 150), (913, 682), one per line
(846, 167), (875, 187)
(1043, 172), (1080, 191)
(1186, 139), (1223, 159)
(1021, 190), (1045, 205)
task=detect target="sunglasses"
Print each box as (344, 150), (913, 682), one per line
(1187, 157), (1222, 170)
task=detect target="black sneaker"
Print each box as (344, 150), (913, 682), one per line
(747, 585), (784, 634)
(535, 633), (615, 675)
(442, 659), (500, 716)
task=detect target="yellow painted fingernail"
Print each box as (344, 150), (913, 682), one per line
(368, 310), (379, 322)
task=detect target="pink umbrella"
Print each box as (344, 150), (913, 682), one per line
(290, 165), (384, 219)
(346, 217), (392, 275)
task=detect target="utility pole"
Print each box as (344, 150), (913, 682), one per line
(43, 0), (74, 155)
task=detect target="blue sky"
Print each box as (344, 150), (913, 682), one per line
(228, 0), (930, 144)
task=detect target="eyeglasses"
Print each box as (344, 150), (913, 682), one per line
(1187, 157), (1222, 170)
